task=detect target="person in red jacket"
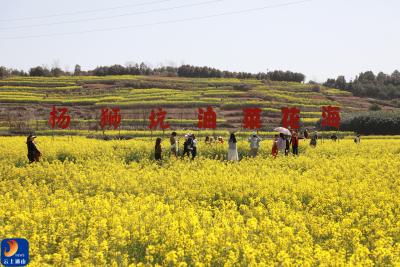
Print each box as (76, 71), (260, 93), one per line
(271, 135), (279, 158)
(290, 130), (299, 155)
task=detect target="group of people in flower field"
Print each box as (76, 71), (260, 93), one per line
(155, 128), (322, 162)
(25, 129), (360, 164)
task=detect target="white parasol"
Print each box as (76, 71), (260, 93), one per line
(274, 127), (292, 136)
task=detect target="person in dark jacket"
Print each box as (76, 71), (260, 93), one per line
(354, 134), (361, 144)
(27, 134), (41, 163)
(310, 132), (318, 147)
(285, 136), (290, 156)
(182, 134), (193, 159)
(155, 138), (162, 162)
(304, 128), (309, 139)
(205, 136), (210, 144)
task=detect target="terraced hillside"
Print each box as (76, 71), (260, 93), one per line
(0, 75), (397, 134)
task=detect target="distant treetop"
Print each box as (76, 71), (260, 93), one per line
(0, 63), (306, 83)
(324, 70), (400, 100)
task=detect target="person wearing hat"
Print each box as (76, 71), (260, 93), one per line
(27, 134), (41, 163)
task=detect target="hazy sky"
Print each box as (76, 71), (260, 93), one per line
(0, 0), (399, 82)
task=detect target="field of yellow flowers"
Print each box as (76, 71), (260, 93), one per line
(1, 136), (400, 266)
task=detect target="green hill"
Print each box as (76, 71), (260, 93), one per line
(0, 75), (398, 135)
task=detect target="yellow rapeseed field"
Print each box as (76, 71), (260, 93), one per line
(0, 136), (400, 266)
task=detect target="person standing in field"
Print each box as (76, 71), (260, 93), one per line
(227, 133), (239, 161)
(248, 132), (262, 157)
(277, 133), (287, 155)
(191, 134), (198, 160)
(285, 135), (290, 156)
(290, 130), (299, 155)
(354, 134), (361, 144)
(271, 135), (279, 158)
(304, 128), (309, 139)
(27, 134), (41, 163)
(205, 136), (210, 144)
(182, 134), (193, 159)
(155, 138), (162, 162)
(310, 132), (318, 147)
(170, 132), (178, 158)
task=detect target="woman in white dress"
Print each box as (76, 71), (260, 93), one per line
(227, 133), (239, 161)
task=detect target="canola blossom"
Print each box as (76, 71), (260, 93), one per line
(0, 136), (400, 266)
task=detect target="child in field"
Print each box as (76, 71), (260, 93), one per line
(155, 138), (162, 162)
(227, 133), (239, 161)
